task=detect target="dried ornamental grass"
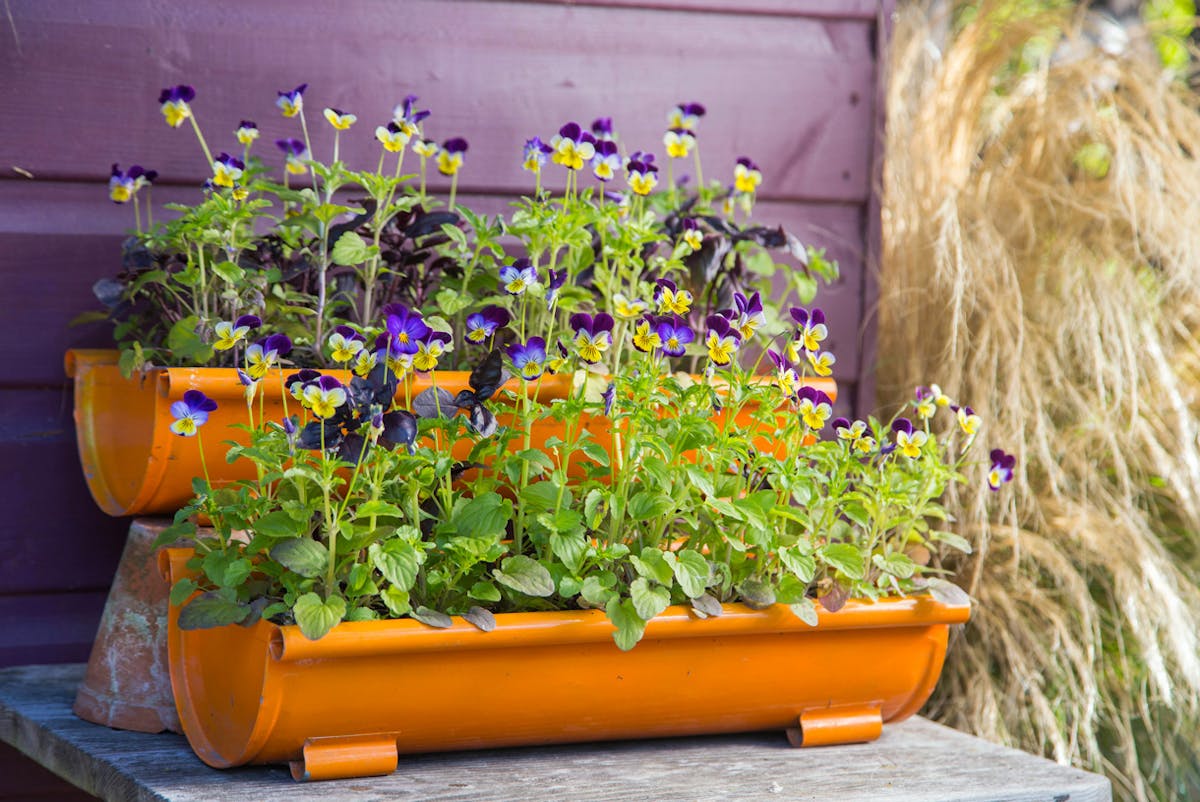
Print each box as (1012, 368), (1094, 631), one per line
(881, 4), (1200, 800)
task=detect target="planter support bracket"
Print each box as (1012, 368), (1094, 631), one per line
(289, 733), (399, 781)
(787, 703), (883, 748)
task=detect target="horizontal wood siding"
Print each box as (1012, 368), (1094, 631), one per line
(0, 0), (887, 666)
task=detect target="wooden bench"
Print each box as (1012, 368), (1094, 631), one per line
(1, 663), (1110, 801)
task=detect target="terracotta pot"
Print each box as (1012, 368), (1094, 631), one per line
(67, 349), (836, 517)
(161, 548), (968, 782)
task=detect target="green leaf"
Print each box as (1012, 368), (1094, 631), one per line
(672, 550), (710, 599)
(369, 540), (422, 591)
(435, 288), (473, 316)
(820, 543), (865, 580)
(494, 555), (554, 597)
(468, 581), (502, 602)
(579, 439), (610, 468)
(344, 563), (378, 597)
(929, 530), (973, 554)
(631, 547), (674, 585)
(293, 592), (346, 640)
(873, 552), (917, 579)
(923, 578), (971, 607)
(519, 481), (561, 514)
(331, 231), (371, 266)
(211, 260), (246, 283)
(380, 585), (411, 616)
(202, 550), (253, 588)
(630, 578), (671, 621)
(312, 202), (358, 225)
(455, 492), (512, 540)
(168, 577), (198, 607)
(788, 597), (820, 626)
(774, 574), (809, 604)
(269, 538), (329, 578)
(354, 500), (405, 520)
(538, 509), (583, 536)
(779, 546), (816, 583)
(583, 488), (607, 529)
(412, 606), (453, 628)
(605, 598), (647, 651)
(346, 606), (378, 622)
(167, 315), (213, 363)
(152, 520), (196, 550)
(628, 491), (675, 520)
(580, 574), (618, 607)
(248, 513), (302, 537)
(178, 592), (251, 630)
(684, 466), (715, 499)
(549, 532), (587, 574)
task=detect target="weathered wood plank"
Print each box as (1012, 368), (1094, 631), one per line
(0, 597), (107, 668)
(0, 663), (1112, 801)
(0, 0), (876, 202)
(0, 181), (866, 389)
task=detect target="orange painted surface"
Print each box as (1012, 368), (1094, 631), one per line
(67, 349), (837, 516)
(161, 548), (968, 778)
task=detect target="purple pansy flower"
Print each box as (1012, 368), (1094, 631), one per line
(382, 304), (430, 355)
(328, 325), (366, 363)
(891, 417), (928, 458)
(767, 348), (802, 396)
(465, 306), (511, 344)
(276, 138), (309, 175)
(169, 389), (217, 437)
(663, 127), (696, 159)
(734, 156), (763, 194)
(570, 312), (615, 364)
(392, 94), (431, 138)
(592, 117), (615, 140)
(602, 382), (616, 416)
(669, 102), (706, 130)
(626, 154), (659, 196)
(796, 386), (833, 431)
(522, 136), (553, 173)
(655, 278), (693, 316)
(507, 337), (547, 380)
(303, 374), (347, 419)
(731, 291), (765, 339)
(681, 218), (703, 250)
(655, 316), (694, 358)
(550, 122), (596, 171)
(212, 314), (261, 351)
(108, 164), (157, 204)
(285, 368), (322, 401)
(276, 83), (308, 118)
(158, 85), (195, 128)
(704, 315), (742, 366)
(246, 334), (291, 379)
(413, 330), (451, 373)
(500, 258), (539, 296)
(591, 140), (621, 183)
(437, 137), (468, 176)
(236, 120), (259, 146)
(546, 268), (567, 305)
(988, 449), (1016, 490)
(790, 307), (828, 353)
(211, 152), (245, 189)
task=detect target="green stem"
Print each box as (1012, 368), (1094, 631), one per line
(188, 114), (214, 169)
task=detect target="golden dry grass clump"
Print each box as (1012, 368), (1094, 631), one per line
(881, 4), (1200, 800)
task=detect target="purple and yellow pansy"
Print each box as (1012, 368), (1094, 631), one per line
(376, 122), (411, 153)
(507, 337), (547, 380)
(412, 330), (451, 373)
(613, 293), (649, 319)
(681, 218), (703, 251)
(412, 138), (439, 159)
(437, 137), (468, 176)
(276, 84), (307, 118)
(631, 316), (663, 354)
(522, 137), (553, 174)
(790, 306), (828, 353)
(734, 156), (763, 194)
(668, 102), (706, 131)
(625, 154), (659, 196)
(275, 138), (309, 175)
(382, 304), (430, 355)
(213, 314), (261, 351)
(108, 164), (156, 204)
(704, 315), (742, 367)
(158, 85), (195, 128)
(500, 258), (538, 296)
(551, 122), (597, 171)
(833, 417), (877, 454)
(663, 128), (696, 160)
(767, 349), (802, 397)
(570, 312), (615, 364)
(245, 333), (292, 380)
(169, 390), (217, 437)
(235, 120), (259, 146)
(988, 449), (1016, 490)
(592, 117), (615, 141)
(392, 95), (431, 139)
(323, 107), (357, 131)
(465, 306), (511, 344)
(211, 152), (245, 189)
(891, 418), (928, 458)
(328, 326), (366, 363)
(654, 278), (693, 316)
(303, 375), (347, 419)
(955, 405), (982, 436)
(591, 140), (622, 182)
(655, 316), (694, 358)
(797, 386), (833, 431)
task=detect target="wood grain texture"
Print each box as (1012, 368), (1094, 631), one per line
(0, 0), (875, 202)
(0, 663), (1112, 802)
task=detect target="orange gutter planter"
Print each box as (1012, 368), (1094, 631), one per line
(161, 548), (968, 782)
(66, 349), (836, 517)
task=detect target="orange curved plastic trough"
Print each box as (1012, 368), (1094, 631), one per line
(161, 548), (968, 782)
(66, 349), (836, 516)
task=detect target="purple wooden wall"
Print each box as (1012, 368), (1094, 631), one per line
(0, 0), (891, 666)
